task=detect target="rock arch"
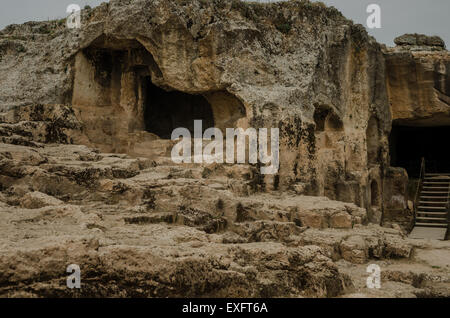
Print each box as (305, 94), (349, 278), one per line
(71, 36), (247, 153)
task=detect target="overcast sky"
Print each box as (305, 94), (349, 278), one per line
(0, 0), (449, 47)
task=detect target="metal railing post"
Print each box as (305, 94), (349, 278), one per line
(413, 158), (425, 226)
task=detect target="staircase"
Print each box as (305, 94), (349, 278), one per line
(409, 161), (449, 240)
(409, 157), (449, 240)
(415, 173), (450, 228)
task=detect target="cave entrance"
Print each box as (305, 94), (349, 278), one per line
(72, 35), (247, 153)
(389, 125), (450, 177)
(142, 77), (215, 139)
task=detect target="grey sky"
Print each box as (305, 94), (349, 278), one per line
(313, 0), (450, 46)
(0, 0), (107, 28)
(0, 0), (449, 47)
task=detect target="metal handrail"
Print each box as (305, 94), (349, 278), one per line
(447, 182), (450, 226)
(413, 157), (426, 225)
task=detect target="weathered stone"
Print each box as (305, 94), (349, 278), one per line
(385, 44), (450, 125)
(0, 0), (448, 299)
(0, 0), (391, 211)
(20, 191), (63, 209)
(384, 234), (413, 259)
(329, 212), (352, 229)
(394, 34), (445, 48)
(340, 235), (368, 264)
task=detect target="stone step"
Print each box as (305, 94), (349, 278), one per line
(417, 211), (447, 216)
(424, 177), (450, 182)
(415, 222), (448, 228)
(423, 181), (450, 185)
(418, 211), (448, 215)
(418, 206), (447, 210)
(420, 196), (449, 199)
(409, 226), (448, 240)
(422, 186), (449, 190)
(416, 216), (447, 221)
(419, 201), (448, 205)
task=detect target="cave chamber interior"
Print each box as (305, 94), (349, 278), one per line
(389, 125), (450, 177)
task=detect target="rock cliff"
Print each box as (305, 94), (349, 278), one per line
(385, 34), (450, 126)
(0, 0), (448, 298)
(0, 0), (391, 210)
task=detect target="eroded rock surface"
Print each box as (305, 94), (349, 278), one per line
(385, 34), (450, 126)
(0, 104), (448, 298)
(0, 0), (391, 211)
(0, 0), (448, 298)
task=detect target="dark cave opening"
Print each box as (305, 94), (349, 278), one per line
(142, 77), (215, 139)
(370, 180), (380, 207)
(367, 117), (380, 166)
(389, 125), (450, 177)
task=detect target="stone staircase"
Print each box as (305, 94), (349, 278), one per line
(415, 173), (450, 228)
(410, 173), (450, 240)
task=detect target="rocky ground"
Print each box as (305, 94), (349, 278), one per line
(0, 104), (448, 298)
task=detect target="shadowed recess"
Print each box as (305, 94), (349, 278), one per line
(143, 78), (214, 139)
(390, 125), (450, 176)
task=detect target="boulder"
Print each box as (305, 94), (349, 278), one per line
(394, 33), (445, 48)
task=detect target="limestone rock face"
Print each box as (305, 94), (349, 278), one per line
(0, 104), (84, 145)
(394, 34), (446, 49)
(382, 167), (412, 230)
(385, 37), (450, 125)
(0, 0), (391, 211)
(1, 0), (448, 298)
(0, 104), (438, 298)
